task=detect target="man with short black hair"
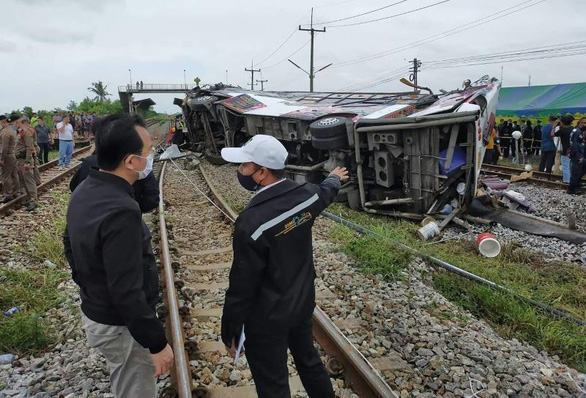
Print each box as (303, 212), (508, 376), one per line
(56, 115), (74, 169)
(220, 134), (347, 398)
(64, 114), (173, 397)
(35, 118), (51, 164)
(568, 118), (586, 195)
(555, 115), (574, 183)
(539, 115), (557, 173)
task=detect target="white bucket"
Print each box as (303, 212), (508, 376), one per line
(417, 221), (440, 240)
(477, 233), (501, 258)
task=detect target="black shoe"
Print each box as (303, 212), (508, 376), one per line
(1, 195), (14, 203)
(25, 202), (38, 212)
(567, 190), (581, 195)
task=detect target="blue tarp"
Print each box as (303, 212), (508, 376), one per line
(496, 82), (586, 117)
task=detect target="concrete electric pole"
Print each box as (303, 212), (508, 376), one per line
(245, 61), (260, 90)
(298, 8), (327, 92)
(409, 58), (422, 92)
(256, 79), (268, 91)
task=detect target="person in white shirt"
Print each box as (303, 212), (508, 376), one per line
(56, 116), (74, 169)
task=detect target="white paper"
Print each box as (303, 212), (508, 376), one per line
(234, 327), (246, 365)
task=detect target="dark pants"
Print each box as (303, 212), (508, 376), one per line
(483, 149), (493, 164)
(244, 316), (334, 398)
(568, 160), (586, 193)
(501, 138), (514, 158)
(539, 150), (556, 173)
(38, 143), (50, 164)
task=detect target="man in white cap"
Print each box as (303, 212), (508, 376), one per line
(220, 134), (347, 398)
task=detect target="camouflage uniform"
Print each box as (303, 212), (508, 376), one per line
(15, 126), (38, 204)
(1, 125), (20, 201)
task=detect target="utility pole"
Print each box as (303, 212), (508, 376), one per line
(528, 75), (531, 86)
(256, 79), (268, 91)
(245, 60), (260, 90)
(409, 58), (422, 91)
(299, 8), (326, 92)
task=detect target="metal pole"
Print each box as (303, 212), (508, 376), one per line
(299, 7), (326, 93)
(310, 9), (315, 92)
(183, 69), (187, 88)
(128, 69), (132, 88)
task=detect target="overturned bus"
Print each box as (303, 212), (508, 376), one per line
(175, 76), (500, 218)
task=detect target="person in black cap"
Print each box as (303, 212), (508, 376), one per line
(220, 134), (347, 398)
(0, 115), (21, 202)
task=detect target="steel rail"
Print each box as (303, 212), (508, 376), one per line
(157, 161), (194, 397)
(37, 144), (92, 172)
(0, 146), (92, 214)
(198, 163), (398, 398)
(480, 165), (567, 189)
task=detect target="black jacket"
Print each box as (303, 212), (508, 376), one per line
(64, 170), (167, 354)
(569, 126), (585, 161)
(221, 176), (341, 346)
(70, 154), (160, 213)
(555, 126), (572, 155)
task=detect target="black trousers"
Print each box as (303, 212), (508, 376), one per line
(568, 160), (586, 193)
(501, 138), (515, 158)
(244, 316), (334, 398)
(539, 150), (556, 173)
(38, 143), (50, 164)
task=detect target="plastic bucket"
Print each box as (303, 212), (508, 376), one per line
(421, 216), (436, 227)
(418, 221), (440, 240)
(477, 233), (501, 257)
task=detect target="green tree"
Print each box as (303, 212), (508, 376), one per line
(22, 106), (34, 119)
(87, 81), (111, 103)
(67, 100), (78, 111)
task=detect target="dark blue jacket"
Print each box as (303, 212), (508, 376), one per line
(569, 126), (585, 161)
(541, 123), (556, 151)
(221, 176), (341, 345)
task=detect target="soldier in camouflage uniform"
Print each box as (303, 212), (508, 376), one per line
(0, 115), (20, 203)
(14, 116), (38, 211)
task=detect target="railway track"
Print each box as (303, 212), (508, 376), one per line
(480, 163), (578, 189)
(156, 159), (397, 397)
(0, 144), (92, 215)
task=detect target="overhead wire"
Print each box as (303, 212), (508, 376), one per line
(341, 40), (586, 91)
(307, 0), (409, 26)
(331, 0), (547, 69)
(323, 0), (451, 28)
(261, 36), (315, 70)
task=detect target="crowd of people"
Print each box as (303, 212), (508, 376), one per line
(484, 115), (586, 194)
(0, 111), (98, 211)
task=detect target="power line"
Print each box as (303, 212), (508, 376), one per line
(340, 40), (585, 92)
(331, 0), (547, 69)
(307, 0), (408, 26)
(261, 38), (312, 70)
(324, 0), (451, 28)
(255, 28), (298, 66)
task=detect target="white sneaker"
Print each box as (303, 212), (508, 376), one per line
(58, 166), (63, 170)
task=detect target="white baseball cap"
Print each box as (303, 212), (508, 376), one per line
(221, 134), (288, 169)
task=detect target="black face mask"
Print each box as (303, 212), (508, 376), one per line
(237, 167), (262, 191)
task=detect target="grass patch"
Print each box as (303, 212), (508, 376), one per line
(0, 191), (70, 355)
(28, 192), (69, 267)
(325, 203), (586, 372)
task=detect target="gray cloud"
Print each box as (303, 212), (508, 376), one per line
(0, 0), (584, 114)
(0, 40), (17, 53)
(22, 28), (94, 44)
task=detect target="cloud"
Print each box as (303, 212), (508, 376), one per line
(0, 40), (17, 53)
(22, 28), (94, 44)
